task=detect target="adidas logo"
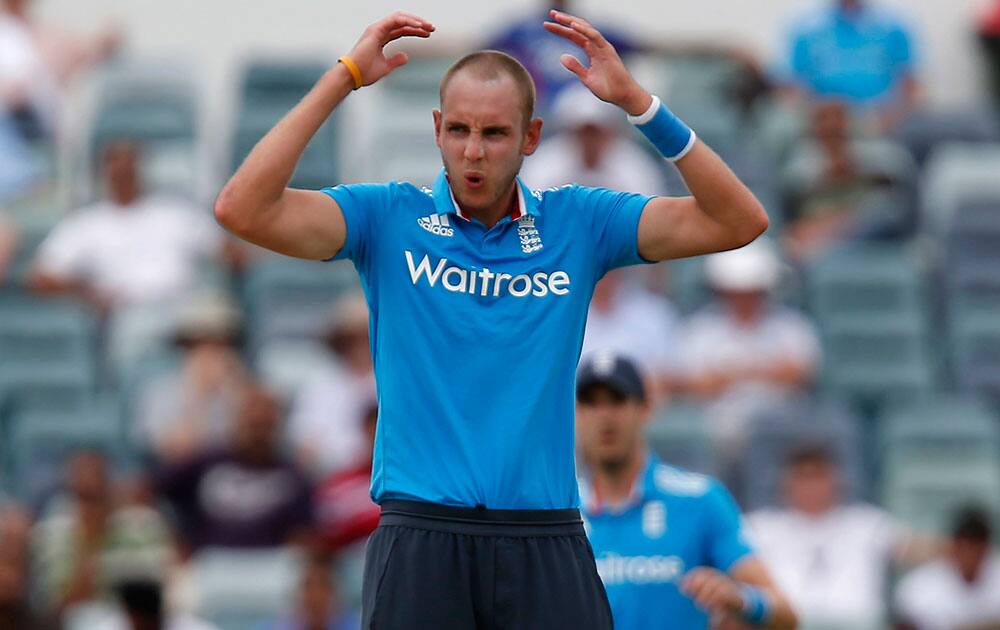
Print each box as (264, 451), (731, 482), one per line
(417, 213), (454, 237)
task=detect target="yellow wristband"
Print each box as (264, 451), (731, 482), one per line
(338, 55), (363, 90)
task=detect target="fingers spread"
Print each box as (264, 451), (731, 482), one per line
(543, 21), (588, 48)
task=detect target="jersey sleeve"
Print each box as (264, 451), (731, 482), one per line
(320, 182), (395, 273)
(704, 481), (755, 572)
(574, 186), (654, 276)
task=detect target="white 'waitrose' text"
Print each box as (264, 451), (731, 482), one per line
(405, 251), (571, 298)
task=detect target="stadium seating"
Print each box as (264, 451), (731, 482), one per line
(879, 394), (1000, 533)
(4, 397), (123, 505)
(231, 59), (339, 190)
(85, 60), (200, 197)
(189, 547), (303, 630)
(645, 399), (716, 475)
(893, 108), (1000, 167)
(740, 397), (866, 511)
(920, 143), (1000, 237)
(362, 55), (452, 186)
(806, 243), (936, 401)
(242, 255), (360, 357)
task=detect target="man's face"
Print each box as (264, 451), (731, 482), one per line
(576, 385), (648, 470)
(951, 537), (989, 582)
(784, 459), (840, 516)
(233, 388), (281, 457)
(434, 72), (542, 215)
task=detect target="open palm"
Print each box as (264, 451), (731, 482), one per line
(542, 10), (644, 110)
(347, 12), (435, 86)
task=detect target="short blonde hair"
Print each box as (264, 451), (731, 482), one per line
(439, 50), (536, 128)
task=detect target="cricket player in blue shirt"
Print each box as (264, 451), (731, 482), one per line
(216, 9), (769, 629)
(577, 353), (798, 629)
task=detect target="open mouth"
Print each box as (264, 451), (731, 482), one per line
(464, 173), (485, 188)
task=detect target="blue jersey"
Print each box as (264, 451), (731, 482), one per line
(582, 455), (754, 630)
(323, 169), (652, 509)
(786, 4), (914, 106)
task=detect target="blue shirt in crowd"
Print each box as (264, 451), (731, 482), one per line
(323, 170), (652, 509)
(582, 454), (755, 629)
(786, 2), (915, 106)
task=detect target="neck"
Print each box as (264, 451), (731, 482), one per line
(589, 450), (645, 509)
(457, 182), (518, 230)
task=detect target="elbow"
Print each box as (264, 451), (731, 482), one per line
(735, 202), (770, 248)
(213, 185), (248, 236)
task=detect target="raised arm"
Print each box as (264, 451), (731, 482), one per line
(214, 12), (434, 260)
(544, 10), (768, 261)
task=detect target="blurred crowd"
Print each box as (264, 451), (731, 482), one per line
(2, 0), (1000, 628)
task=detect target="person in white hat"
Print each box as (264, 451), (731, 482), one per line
(678, 239), (821, 462)
(519, 84), (666, 196)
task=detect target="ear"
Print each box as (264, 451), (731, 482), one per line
(521, 117), (544, 156)
(432, 109), (443, 149)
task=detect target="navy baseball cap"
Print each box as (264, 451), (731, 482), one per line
(576, 352), (646, 402)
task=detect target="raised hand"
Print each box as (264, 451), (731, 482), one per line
(543, 10), (651, 115)
(345, 12), (435, 87)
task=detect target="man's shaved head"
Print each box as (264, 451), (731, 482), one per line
(439, 51), (536, 128)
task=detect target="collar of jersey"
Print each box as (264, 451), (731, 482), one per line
(432, 168), (540, 224)
(582, 452), (659, 517)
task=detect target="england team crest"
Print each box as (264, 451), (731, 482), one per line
(518, 215), (542, 254)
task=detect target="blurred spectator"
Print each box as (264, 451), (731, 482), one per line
(0, 0), (120, 141)
(31, 450), (172, 616)
(678, 240), (820, 457)
(0, 114), (43, 202)
(0, 210), (15, 283)
(262, 555), (359, 630)
(82, 579), (219, 630)
(315, 402), (379, 554)
(748, 445), (937, 629)
(288, 291), (375, 476)
(781, 99), (916, 262)
(580, 268), (681, 400)
(157, 385), (314, 555)
(978, 1), (1000, 107)
(486, 0), (640, 114)
(30, 140), (224, 314)
(134, 293), (249, 466)
(894, 506), (1000, 630)
(0, 543), (55, 629)
(783, 0), (919, 129)
(520, 85), (665, 195)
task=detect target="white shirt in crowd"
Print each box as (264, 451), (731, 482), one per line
(520, 134), (665, 196)
(287, 362), (376, 475)
(581, 282), (681, 378)
(747, 503), (907, 628)
(0, 13), (61, 132)
(35, 195), (222, 306)
(681, 304), (821, 398)
(895, 554), (1000, 630)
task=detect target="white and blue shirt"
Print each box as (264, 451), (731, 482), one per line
(582, 455), (755, 629)
(322, 169), (653, 509)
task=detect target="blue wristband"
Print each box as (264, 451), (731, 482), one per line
(739, 585), (772, 626)
(627, 95), (696, 162)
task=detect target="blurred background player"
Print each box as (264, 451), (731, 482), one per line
(894, 505), (1000, 630)
(576, 352), (797, 629)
